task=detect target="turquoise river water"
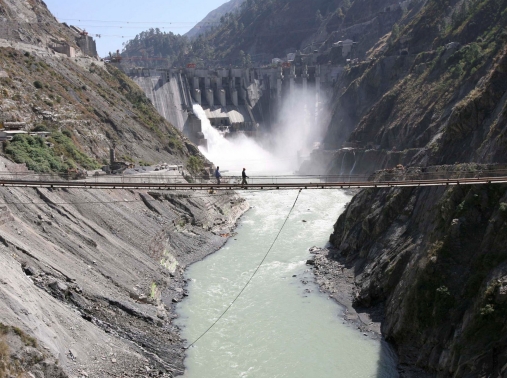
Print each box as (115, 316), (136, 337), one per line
(175, 190), (398, 378)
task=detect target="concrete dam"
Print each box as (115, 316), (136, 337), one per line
(128, 62), (341, 148)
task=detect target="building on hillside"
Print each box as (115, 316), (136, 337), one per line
(102, 147), (134, 174)
(3, 122), (26, 130)
(49, 39), (76, 57)
(0, 130), (27, 141)
(61, 25), (98, 59)
(333, 39), (358, 58)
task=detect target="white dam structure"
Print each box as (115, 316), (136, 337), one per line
(127, 59), (341, 149)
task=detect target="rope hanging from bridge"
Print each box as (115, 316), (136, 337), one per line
(185, 189), (303, 349)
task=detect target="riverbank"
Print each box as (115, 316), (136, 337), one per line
(307, 189), (383, 335)
(0, 174), (248, 377)
(311, 246), (384, 336)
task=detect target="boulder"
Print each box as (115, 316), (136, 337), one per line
(48, 280), (68, 293)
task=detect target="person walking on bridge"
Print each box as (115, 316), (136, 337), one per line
(241, 168), (248, 187)
(215, 166), (222, 184)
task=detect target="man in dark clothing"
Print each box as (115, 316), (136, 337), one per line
(241, 168), (248, 187)
(215, 166), (222, 184)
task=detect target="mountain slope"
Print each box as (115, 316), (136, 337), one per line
(311, 0), (507, 376)
(316, 0), (507, 176)
(122, 0), (405, 67)
(0, 3), (233, 377)
(0, 0), (206, 172)
(185, 0), (245, 40)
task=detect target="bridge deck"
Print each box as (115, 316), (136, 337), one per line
(0, 176), (506, 190)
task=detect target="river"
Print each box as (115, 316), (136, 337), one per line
(175, 189), (398, 377)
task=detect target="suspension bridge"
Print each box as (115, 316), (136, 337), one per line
(0, 170), (506, 190)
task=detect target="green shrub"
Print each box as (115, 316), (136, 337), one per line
(480, 304), (495, 317)
(186, 156), (203, 174)
(51, 132), (100, 170)
(12, 327), (37, 347)
(4, 133), (99, 174)
(391, 23), (400, 39)
(33, 80), (43, 89)
(168, 137), (183, 151)
(150, 283), (157, 299)
(32, 124), (48, 132)
(0, 323), (8, 335)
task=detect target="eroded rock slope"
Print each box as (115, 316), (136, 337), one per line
(0, 157), (248, 377)
(329, 175), (507, 377)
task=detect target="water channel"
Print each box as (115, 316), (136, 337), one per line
(175, 189), (398, 377)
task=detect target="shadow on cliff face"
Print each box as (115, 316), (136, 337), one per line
(329, 182), (507, 377)
(376, 339), (401, 378)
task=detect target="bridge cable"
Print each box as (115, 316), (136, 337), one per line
(186, 189), (303, 349)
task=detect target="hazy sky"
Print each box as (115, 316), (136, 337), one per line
(44, 0), (228, 56)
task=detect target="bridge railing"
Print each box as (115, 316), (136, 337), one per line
(0, 168), (507, 186)
(189, 169), (507, 185)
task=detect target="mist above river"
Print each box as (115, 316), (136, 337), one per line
(194, 104), (287, 175)
(194, 86), (328, 175)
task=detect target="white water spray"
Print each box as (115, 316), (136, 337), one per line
(193, 104), (291, 175)
(193, 84), (329, 175)
(349, 151), (357, 176)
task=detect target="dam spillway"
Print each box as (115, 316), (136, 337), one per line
(126, 63), (340, 148)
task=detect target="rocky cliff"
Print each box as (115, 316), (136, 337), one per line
(310, 0), (507, 177)
(0, 0), (77, 48)
(0, 46), (202, 170)
(308, 1), (507, 377)
(0, 0), (205, 173)
(328, 171), (507, 376)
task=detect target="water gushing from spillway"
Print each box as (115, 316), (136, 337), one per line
(193, 83), (329, 175)
(349, 151), (357, 177)
(269, 86), (329, 164)
(193, 104), (292, 175)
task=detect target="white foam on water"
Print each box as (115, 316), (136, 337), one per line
(194, 104), (291, 175)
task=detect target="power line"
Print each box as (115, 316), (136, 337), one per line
(58, 25), (199, 30)
(58, 19), (216, 25)
(185, 189), (303, 349)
